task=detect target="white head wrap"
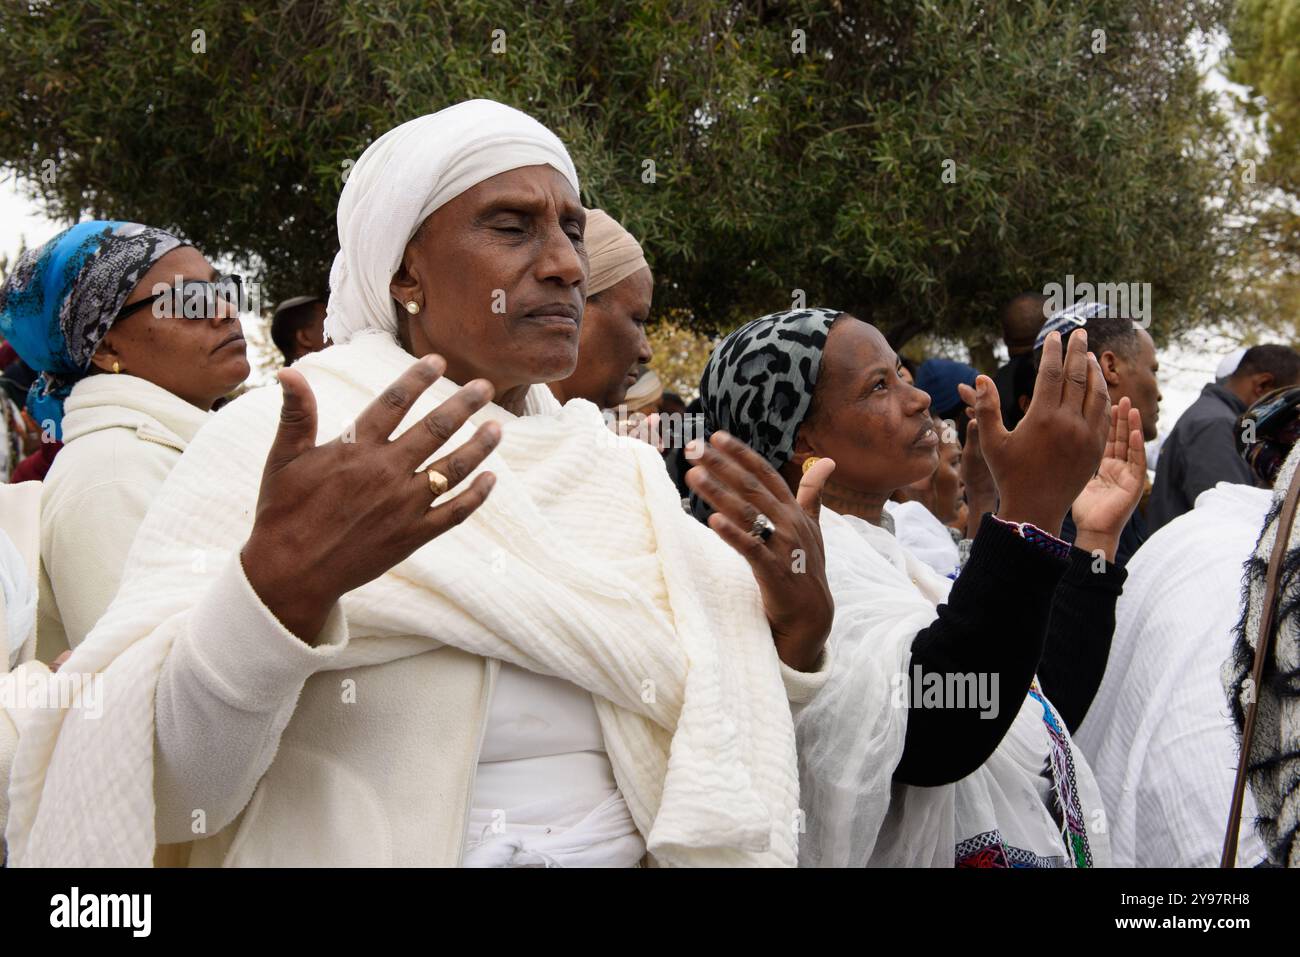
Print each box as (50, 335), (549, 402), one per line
(1217, 346), (1249, 383)
(325, 99), (581, 345)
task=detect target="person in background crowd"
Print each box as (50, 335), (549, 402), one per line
(898, 356), (918, 386)
(914, 357), (978, 444)
(1225, 389), (1300, 868)
(992, 292), (1048, 431)
(270, 295), (327, 365)
(0, 357), (40, 482)
(1149, 343), (1300, 532)
(10, 438), (60, 484)
(1216, 346), (1248, 384)
(617, 369), (665, 447)
(696, 308), (1143, 866)
(623, 368), (661, 415)
(664, 394), (706, 501)
(1031, 301), (1160, 565)
(659, 391), (685, 420)
(885, 413), (995, 578)
(1074, 387), (1300, 867)
(549, 208), (652, 410)
(892, 415), (964, 526)
(0, 221), (250, 659)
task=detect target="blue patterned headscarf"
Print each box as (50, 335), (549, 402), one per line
(0, 221), (186, 437)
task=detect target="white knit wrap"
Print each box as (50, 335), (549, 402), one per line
(5, 331), (802, 867)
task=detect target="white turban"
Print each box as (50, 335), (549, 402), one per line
(324, 99), (581, 345)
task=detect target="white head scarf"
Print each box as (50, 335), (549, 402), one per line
(325, 99), (581, 345)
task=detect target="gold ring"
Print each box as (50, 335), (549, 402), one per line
(426, 468), (450, 498)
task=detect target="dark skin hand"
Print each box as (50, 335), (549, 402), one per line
(955, 330), (1111, 536)
(957, 412), (998, 539)
(241, 355), (502, 644)
(685, 433), (836, 672)
(1070, 397), (1147, 562)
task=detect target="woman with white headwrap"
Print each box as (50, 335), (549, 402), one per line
(4, 100), (835, 867)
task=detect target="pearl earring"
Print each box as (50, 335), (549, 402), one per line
(405, 300), (419, 315)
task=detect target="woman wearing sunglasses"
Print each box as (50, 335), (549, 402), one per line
(0, 221), (250, 657)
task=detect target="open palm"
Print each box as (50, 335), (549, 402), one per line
(1071, 397), (1146, 537)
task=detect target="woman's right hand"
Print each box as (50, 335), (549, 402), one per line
(241, 355), (501, 643)
(957, 412), (998, 538)
(956, 330), (1110, 536)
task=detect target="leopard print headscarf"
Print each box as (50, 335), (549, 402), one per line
(693, 307), (841, 520)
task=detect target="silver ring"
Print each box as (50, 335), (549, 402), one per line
(749, 512), (776, 543)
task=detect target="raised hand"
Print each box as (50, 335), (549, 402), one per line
(241, 355), (501, 643)
(684, 432), (836, 672)
(1070, 397), (1147, 562)
(955, 330), (1110, 536)
(957, 413), (998, 538)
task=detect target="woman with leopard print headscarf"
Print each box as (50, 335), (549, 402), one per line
(693, 308), (1145, 867)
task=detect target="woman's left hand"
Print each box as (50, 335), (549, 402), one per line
(684, 431), (836, 672)
(1070, 397), (1147, 562)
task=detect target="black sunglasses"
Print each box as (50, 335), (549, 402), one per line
(115, 274), (244, 322)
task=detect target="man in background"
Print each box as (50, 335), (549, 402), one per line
(991, 292), (1048, 431)
(1149, 343), (1300, 532)
(1074, 387), (1300, 868)
(270, 295), (327, 366)
(1034, 300), (1162, 565)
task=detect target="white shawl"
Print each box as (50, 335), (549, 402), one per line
(798, 509), (1110, 867)
(6, 331), (801, 867)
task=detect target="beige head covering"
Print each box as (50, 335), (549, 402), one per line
(585, 209), (649, 296)
(623, 369), (663, 413)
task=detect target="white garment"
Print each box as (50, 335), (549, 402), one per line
(0, 482), (39, 671)
(464, 662), (644, 867)
(37, 373), (210, 656)
(1075, 482), (1269, 867)
(0, 480), (41, 842)
(884, 500), (960, 578)
(325, 100), (579, 345)
(6, 331), (825, 867)
(798, 509), (1110, 867)
(0, 529), (35, 670)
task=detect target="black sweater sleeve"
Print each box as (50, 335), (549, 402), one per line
(1036, 547), (1127, 733)
(894, 513), (1068, 787)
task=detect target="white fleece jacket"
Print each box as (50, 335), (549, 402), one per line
(37, 374), (210, 658)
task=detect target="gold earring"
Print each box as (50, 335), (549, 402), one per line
(802, 455), (822, 475)
(112, 361), (121, 374)
(405, 300), (419, 315)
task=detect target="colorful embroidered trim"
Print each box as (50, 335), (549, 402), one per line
(989, 515), (1072, 562)
(955, 829), (1068, 868)
(1028, 681), (1094, 868)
